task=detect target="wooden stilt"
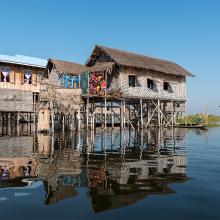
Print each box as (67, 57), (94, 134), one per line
(111, 102), (114, 128)
(50, 102), (54, 133)
(158, 100), (161, 127)
(120, 101), (123, 129)
(140, 99), (143, 129)
(123, 100), (126, 128)
(62, 115), (65, 132)
(104, 97), (107, 129)
(77, 108), (81, 131)
(86, 97), (89, 130)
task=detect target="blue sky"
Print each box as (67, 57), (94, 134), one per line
(1, 0), (220, 114)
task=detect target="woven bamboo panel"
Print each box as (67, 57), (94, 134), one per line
(117, 68), (186, 100)
(0, 89), (33, 112)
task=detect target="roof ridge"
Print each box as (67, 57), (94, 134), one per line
(49, 58), (84, 66)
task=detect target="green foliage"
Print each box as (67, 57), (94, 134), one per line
(176, 114), (220, 127)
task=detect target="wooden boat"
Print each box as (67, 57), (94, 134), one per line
(174, 123), (207, 129)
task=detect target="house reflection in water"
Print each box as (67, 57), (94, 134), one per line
(0, 127), (188, 212)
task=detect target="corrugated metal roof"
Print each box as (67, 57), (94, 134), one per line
(0, 54), (47, 68)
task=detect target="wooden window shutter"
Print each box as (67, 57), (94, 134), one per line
(9, 71), (15, 84)
(21, 72), (24, 84)
(32, 73), (37, 86)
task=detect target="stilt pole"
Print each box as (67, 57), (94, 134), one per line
(104, 97), (107, 130)
(86, 97), (89, 130)
(120, 101), (123, 129)
(123, 100), (126, 128)
(158, 100), (161, 127)
(140, 99), (143, 129)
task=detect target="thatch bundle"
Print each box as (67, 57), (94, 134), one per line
(107, 88), (123, 99)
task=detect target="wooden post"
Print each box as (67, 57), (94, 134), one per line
(73, 111), (76, 131)
(101, 101), (103, 128)
(123, 100), (126, 128)
(66, 115), (69, 130)
(140, 99), (143, 129)
(8, 113), (11, 135)
(90, 112), (92, 130)
(91, 102), (94, 131)
(104, 97), (107, 130)
(77, 108), (81, 131)
(111, 127), (115, 149)
(158, 100), (161, 127)
(174, 101), (177, 125)
(171, 101), (174, 127)
(147, 101), (150, 127)
(77, 125), (81, 149)
(50, 102), (54, 133)
(93, 101), (95, 130)
(128, 104), (130, 129)
(17, 112), (20, 125)
(120, 101), (123, 129)
(62, 115), (65, 132)
(111, 102), (114, 128)
(104, 69), (107, 130)
(86, 97), (89, 130)
(51, 132), (55, 154)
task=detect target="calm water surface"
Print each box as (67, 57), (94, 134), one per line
(0, 125), (219, 220)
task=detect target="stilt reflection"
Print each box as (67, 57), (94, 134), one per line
(0, 126), (189, 212)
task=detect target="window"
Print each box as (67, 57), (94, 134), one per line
(176, 102), (180, 108)
(147, 78), (154, 89)
(163, 81), (169, 90)
(38, 71), (45, 80)
(33, 92), (40, 103)
(0, 66), (10, 82)
(24, 70), (32, 84)
(129, 75), (136, 87)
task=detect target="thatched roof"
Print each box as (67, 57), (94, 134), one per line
(89, 62), (115, 73)
(46, 58), (114, 75)
(47, 58), (87, 75)
(86, 45), (194, 77)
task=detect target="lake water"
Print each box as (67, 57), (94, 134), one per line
(0, 125), (219, 220)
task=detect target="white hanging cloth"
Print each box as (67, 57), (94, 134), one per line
(2, 71), (9, 82)
(25, 71), (32, 84)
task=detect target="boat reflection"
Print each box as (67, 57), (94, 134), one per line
(0, 127), (188, 212)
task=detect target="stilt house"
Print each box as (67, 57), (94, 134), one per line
(0, 54), (47, 113)
(83, 45), (194, 128)
(42, 59), (86, 110)
(38, 59), (90, 131)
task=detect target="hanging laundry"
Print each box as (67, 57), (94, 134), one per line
(89, 72), (106, 96)
(24, 70), (32, 84)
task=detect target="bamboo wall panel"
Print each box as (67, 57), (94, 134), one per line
(0, 89), (33, 112)
(118, 68), (186, 100)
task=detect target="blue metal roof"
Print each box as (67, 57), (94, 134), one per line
(0, 54), (47, 68)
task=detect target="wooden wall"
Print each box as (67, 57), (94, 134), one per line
(0, 62), (45, 112)
(0, 62), (44, 93)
